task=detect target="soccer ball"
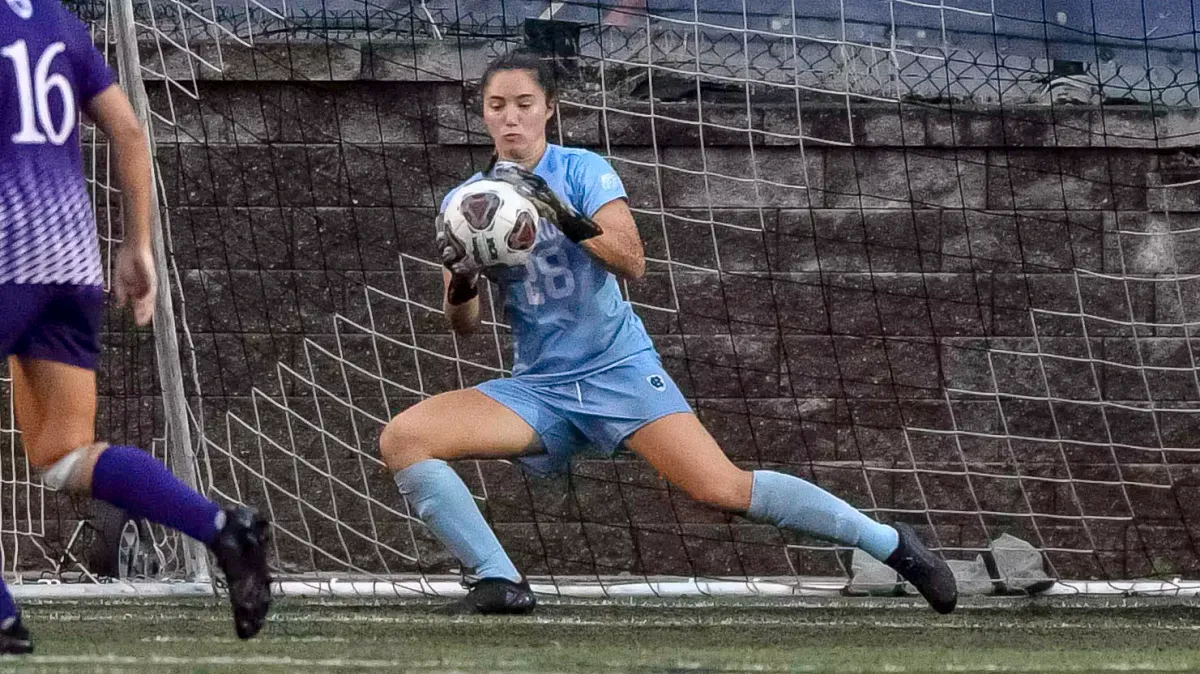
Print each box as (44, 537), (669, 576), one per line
(444, 180), (539, 268)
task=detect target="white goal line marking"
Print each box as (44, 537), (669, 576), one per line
(12, 578), (1200, 600)
(21, 655), (410, 669)
(140, 635), (351, 643)
(33, 611), (1200, 632)
(15, 655), (1200, 672)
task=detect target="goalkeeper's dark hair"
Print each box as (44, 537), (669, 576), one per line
(480, 50), (562, 104)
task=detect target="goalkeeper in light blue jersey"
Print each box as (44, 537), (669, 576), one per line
(379, 51), (958, 615)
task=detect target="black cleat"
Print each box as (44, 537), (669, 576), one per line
(0, 617), (32, 655)
(442, 578), (537, 615)
(210, 506), (272, 639)
(885, 522), (958, 614)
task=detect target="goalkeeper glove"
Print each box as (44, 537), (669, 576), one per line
(435, 213), (480, 305)
(492, 162), (604, 244)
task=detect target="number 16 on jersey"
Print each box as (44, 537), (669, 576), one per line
(2, 40), (76, 146)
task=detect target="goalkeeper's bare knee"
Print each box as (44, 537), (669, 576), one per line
(379, 415), (432, 471)
(681, 468), (753, 512)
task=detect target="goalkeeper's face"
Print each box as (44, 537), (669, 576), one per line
(483, 69), (554, 164)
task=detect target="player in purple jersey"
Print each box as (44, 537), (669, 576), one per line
(0, 0), (270, 652)
(378, 51), (957, 615)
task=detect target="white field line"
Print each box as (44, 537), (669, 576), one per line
(10, 655), (1200, 672)
(12, 655), (409, 669)
(28, 611), (1200, 632)
(11, 579), (1200, 600)
(16, 596), (1197, 612)
(140, 635), (350, 643)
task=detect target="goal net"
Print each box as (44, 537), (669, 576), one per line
(7, 0), (1200, 597)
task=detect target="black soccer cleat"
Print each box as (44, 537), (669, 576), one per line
(442, 578), (537, 615)
(210, 506), (273, 639)
(0, 616), (32, 655)
(885, 522), (958, 614)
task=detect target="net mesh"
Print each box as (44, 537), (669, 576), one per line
(4, 0), (1200, 591)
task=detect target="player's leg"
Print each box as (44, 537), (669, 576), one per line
(14, 357), (221, 534)
(625, 413), (898, 553)
(380, 388), (541, 470)
(0, 286), (58, 653)
(12, 286), (270, 639)
(8, 357), (57, 460)
(0, 365), (36, 654)
(380, 387), (543, 612)
(14, 355), (272, 636)
(625, 412), (957, 613)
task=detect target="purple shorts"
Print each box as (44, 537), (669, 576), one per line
(0, 284), (104, 370)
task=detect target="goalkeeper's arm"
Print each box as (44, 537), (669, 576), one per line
(443, 269), (481, 334)
(579, 199), (645, 280)
(491, 162), (644, 279)
(436, 213), (482, 334)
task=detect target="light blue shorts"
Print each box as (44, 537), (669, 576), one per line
(476, 349), (692, 476)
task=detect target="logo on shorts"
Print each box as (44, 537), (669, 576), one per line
(6, 0), (32, 19)
(646, 374), (666, 392)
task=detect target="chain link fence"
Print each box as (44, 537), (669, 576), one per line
(67, 0), (1200, 106)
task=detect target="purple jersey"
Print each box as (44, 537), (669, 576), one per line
(0, 0), (114, 286)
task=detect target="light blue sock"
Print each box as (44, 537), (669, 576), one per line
(395, 459), (521, 582)
(747, 470), (899, 562)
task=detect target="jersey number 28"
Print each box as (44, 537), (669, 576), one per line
(2, 40), (76, 146)
(523, 245), (576, 306)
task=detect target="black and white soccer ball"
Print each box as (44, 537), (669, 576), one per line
(445, 180), (539, 268)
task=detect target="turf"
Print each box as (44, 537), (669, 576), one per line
(2, 596), (1199, 672)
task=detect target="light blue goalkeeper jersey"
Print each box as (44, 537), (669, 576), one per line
(441, 144), (654, 382)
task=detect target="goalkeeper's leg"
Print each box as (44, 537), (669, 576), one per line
(380, 388), (540, 615)
(626, 412), (957, 614)
(12, 357), (272, 640)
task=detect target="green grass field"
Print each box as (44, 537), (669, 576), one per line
(1, 596), (1199, 673)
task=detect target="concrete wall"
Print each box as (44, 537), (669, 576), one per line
(106, 38), (1200, 581)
